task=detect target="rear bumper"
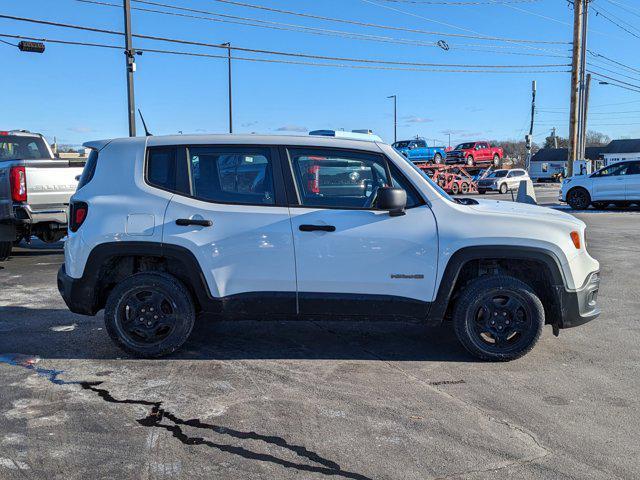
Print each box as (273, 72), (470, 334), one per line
(57, 264), (98, 316)
(559, 271), (601, 328)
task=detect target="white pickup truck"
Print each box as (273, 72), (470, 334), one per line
(0, 130), (84, 260)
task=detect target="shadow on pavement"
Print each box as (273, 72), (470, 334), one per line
(0, 306), (473, 362)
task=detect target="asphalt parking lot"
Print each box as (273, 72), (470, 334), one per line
(1, 189), (639, 480)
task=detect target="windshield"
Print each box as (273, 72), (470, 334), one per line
(392, 149), (454, 202)
(489, 170), (508, 178)
(455, 143), (475, 150)
(0, 135), (51, 160)
(393, 141), (410, 149)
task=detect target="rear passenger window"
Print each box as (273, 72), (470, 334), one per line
(77, 149), (98, 190)
(147, 147), (178, 191)
(188, 146), (275, 205)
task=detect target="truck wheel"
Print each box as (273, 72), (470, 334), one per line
(460, 182), (469, 194)
(0, 241), (12, 261)
(453, 275), (544, 361)
(466, 156), (474, 166)
(434, 153), (442, 164)
(493, 154), (500, 166)
(451, 183), (460, 195)
(567, 187), (591, 210)
(499, 183), (508, 194)
(104, 272), (196, 358)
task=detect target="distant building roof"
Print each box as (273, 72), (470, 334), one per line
(531, 146), (606, 162)
(603, 139), (640, 154)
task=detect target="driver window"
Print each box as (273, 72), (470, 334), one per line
(596, 164), (629, 177)
(288, 148), (419, 209)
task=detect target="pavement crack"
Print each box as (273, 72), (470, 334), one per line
(0, 353), (373, 480)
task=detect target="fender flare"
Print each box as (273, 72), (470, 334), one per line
(425, 245), (565, 326)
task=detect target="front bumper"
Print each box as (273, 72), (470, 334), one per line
(559, 271), (601, 328)
(57, 264), (99, 316)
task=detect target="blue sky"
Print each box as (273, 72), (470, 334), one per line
(1, 0), (639, 146)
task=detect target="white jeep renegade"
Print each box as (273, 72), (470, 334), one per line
(58, 134), (600, 361)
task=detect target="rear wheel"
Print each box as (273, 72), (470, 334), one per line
(466, 156), (475, 166)
(453, 275), (544, 361)
(567, 187), (591, 210)
(104, 272), (196, 358)
(434, 153), (442, 164)
(0, 241), (12, 261)
(450, 183), (460, 195)
(460, 182), (470, 194)
(493, 154), (500, 166)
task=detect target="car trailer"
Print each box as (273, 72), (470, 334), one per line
(414, 163), (493, 195)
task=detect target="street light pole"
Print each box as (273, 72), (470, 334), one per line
(387, 95), (397, 143)
(123, 0), (136, 137)
(222, 42), (233, 134)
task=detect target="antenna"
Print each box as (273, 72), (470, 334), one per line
(138, 109), (152, 136)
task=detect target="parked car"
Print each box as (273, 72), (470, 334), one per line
(560, 160), (640, 210)
(446, 141), (503, 166)
(58, 134), (600, 361)
(0, 130), (84, 260)
(392, 138), (447, 164)
(477, 169), (530, 194)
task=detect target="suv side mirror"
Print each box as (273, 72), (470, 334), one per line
(375, 187), (407, 216)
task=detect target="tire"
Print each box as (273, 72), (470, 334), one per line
(433, 153), (442, 164)
(567, 187), (591, 210)
(499, 183), (508, 194)
(592, 201), (608, 210)
(452, 275), (544, 361)
(0, 241), (12, 261)
(460, 182), (470, 194)
(466, 156), (475, 166)
(451, 183), (460, 195)
(478, 190), (486, 195)
(493, 154), (500, 166)
(104, 272), (196, 358)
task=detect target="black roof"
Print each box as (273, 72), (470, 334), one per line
(604, 139), (640, 154)
(531, 145), (613, 162)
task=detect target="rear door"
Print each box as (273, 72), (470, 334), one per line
(161, 144), (297, 313)
(283, 146), (438, 316)
(625, 161), (640, 200)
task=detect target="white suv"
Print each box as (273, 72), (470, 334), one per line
(477, 169), (530, 194)
(58, 135), (600, 361)
(561, 160), (640, 210)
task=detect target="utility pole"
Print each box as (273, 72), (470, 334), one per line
(447, 133), (451, 148)
(577, 0), (590, 160)
(222, 42), (233, 134)
(581, 73), (592, 158)
(552, 127), (558, 149)
(387, 95), (397, 143)
(526, 80), (536, 171)
(568, 0), (585, 176)
(123, 0), (136, 137)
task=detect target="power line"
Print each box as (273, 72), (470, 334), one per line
(591, 6), (640, 40)
(588, 70), (640, 90)
(0, 38), (17, 47)
(605, 0), (640, 18)
(371, 0), (541, 4)
(207, 0), (568, 44)
(0, 14), (570, 69)
(588, 50), (640, 75)
(0, 32), (570, 73)
(73, 0), (568, 57)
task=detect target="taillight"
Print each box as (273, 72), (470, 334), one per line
(69, 202), (88, 232)
(10, 166), (27, 202)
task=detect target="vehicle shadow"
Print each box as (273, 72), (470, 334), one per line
(0, 306), (474, 362)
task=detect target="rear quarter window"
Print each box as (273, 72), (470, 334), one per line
(77, 150), (98, 190)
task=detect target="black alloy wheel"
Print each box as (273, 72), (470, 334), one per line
(453, 275), (544, 361)
(567, 188), (591, 210)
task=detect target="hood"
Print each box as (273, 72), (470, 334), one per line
(468, 199), (584, 227)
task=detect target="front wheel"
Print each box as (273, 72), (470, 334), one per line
(104, 272), (196, 358)
(453, 275), (544, 361)
(499, 183), (508, 194)
(567, 187), (591, 210)
(0, 241), (12, 261)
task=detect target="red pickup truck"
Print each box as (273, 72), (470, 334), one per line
(445, 141), (503, 166)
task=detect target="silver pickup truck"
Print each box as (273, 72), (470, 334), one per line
(0, 130), (84, 260)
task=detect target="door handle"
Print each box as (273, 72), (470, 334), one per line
(299, 224), (336, 232)
(176, 218), (213, 227)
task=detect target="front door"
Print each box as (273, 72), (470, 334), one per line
(283, 146), (438, 317)
(591, 162), (629, 201)
(161, 145), (297, 314)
